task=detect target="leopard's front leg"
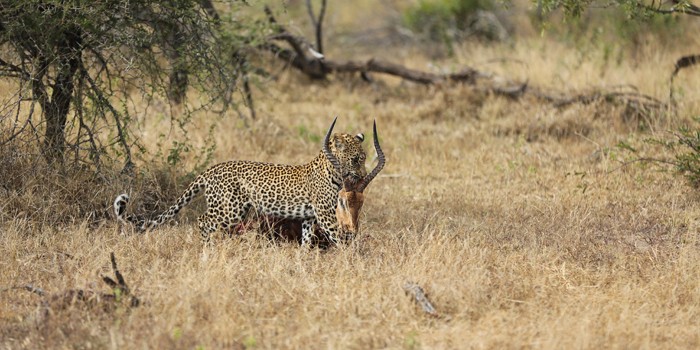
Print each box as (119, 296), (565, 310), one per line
(301, 218), (318, 247)
(313, 207), (341, 246)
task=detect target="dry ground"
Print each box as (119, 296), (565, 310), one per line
(2, 3), (700, 349)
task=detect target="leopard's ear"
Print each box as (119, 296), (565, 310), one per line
(355, 133), (365, 142)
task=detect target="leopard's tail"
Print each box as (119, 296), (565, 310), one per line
(114, 194), (138, 227)
(114, 176), (206, 231)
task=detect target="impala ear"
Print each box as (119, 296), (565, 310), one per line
(355, 133), (365, 142)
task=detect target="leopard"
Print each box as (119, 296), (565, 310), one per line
(114, 117), (385, 246)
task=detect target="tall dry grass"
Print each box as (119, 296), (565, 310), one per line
(2, 2), (700, 349)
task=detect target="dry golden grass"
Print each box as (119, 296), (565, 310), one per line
(2, 3), (700, 349)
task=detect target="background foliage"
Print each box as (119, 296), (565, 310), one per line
(0, 0), (264, 170)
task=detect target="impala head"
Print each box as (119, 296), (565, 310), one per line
(324, 119), (386, 240)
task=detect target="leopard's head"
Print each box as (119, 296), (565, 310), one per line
(326, 132), (368, 183)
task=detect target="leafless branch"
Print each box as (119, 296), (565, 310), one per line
(264, 6), (327, 79)
(305, 0), (327, 54)
(317, 0), (327, 54)
(79, 63), (133, 174)
(0, 99), (37, 147)
(242, 73), (256, 120)
(0, 57), (30, 79)
(74, 73), (102, 170)
(306, 0), (318, 30)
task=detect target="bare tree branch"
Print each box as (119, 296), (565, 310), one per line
(0, 89), (34, 147)
(305, 0), (318, 30)
(79, 64), (133, 174)
(242, 74), (256, 120)
(0, 96), (41, 149)
(317, 0), (327, 54)
(265, 6), (327, 79)
(305, 0), (327, 54)
(74, 73), (102, 170)
(0, 57), (30, 79)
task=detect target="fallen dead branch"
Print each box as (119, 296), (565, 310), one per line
(260, 5), (674, 120)
(403, 281), (438, 317)
(262, 5), (488, 85)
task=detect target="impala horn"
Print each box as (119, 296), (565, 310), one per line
(323, 116), (342, 176)
(356, 120), (385, 192)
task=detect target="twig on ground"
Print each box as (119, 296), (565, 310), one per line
(403, 281), (438, 317)
(13, 252), (140, 313)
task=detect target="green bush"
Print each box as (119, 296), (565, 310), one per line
(623, 125), (700, 190)
(403, 0), (500, 43)
(672, 127), (700, 188)
(536, 0), (684, 48)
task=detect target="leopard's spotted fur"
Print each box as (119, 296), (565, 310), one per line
(114, 119), (368, 245)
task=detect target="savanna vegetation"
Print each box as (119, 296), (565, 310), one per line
(1, 0), (699, 348)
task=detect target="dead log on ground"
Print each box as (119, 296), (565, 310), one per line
(260, 5), (673, 119)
